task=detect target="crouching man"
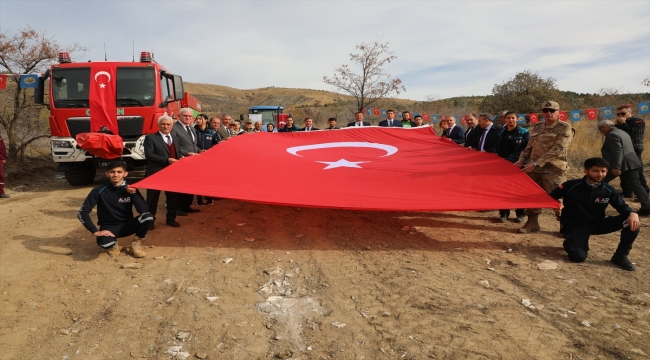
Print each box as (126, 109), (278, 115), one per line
(78, 161), (153, 258)
(550, 157), (640, 270)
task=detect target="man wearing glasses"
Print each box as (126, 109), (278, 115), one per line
(514, 100), (573, 233)
(598, 120), (650, 216)
(615, 105), (648, 198)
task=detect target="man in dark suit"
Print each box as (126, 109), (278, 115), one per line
(476, 113), (502, 153)
(599, 120), (650, 215)
(347, 112), (371, 127)
(441, 116), (465, 145)
(378, 109), (403, 127)
(325, 117), (339, 130)
(143, 115), (181, 228)
(171, 108), (201, 215)
(463, 114), (483, 149)
(300, 118), (319, 131)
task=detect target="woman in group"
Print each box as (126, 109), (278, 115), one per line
(266, 123), (276, 133)
(194, 113), (217, 205)
(231, 120), (245, 136)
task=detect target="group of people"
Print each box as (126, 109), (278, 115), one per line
(77, 102), (647, 271)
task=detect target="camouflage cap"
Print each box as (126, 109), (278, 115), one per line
(541, 101), (560, 110)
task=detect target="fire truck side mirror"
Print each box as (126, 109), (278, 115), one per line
(172, 75), (184, 101)
(34, 69), (50, 109)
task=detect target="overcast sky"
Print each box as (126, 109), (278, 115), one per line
(2, 0), (649, 101)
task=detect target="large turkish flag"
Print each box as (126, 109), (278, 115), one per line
(89, 64), (118, 134)
(133, 126), (559, 211)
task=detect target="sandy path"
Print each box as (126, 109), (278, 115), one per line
(1, 177), (650, 359)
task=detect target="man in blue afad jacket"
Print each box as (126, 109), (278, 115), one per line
(550, 157), (640, 271)
(78, 161), (153, 258)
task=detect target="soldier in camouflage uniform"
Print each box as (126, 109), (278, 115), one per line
(514, 100), (573, 233)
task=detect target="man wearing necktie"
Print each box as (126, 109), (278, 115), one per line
(378, 109), (403, 127)
(143, 114), (181, 228)
(171, 108), (201, 215)
(475, 113), (502, 153)
(440, 116), (465, 144)
(300, 118), (319, 131)
(347, 112), (371, 127)
(463, 114), (483, 149)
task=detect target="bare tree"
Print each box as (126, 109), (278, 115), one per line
(323, 38), (405, 114)
(0, 26), (85, 161)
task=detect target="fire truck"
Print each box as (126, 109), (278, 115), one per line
(35, 51), (200, 185)
(247, 106), (291, 130)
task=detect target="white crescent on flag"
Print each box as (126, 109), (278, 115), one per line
(286, 142), (398, 157)
(94, 71), (111, 82)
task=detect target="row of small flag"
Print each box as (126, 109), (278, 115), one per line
(0, 74), (39, 89)
(366, 102), (650, 124)
(3, 73), (650, 122)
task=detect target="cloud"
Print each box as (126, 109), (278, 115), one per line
(2, 0), (648, 100)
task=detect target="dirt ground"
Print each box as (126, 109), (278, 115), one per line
(2, 165), (650, 360)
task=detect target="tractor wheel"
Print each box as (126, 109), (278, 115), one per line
(64, 163), (96, 186)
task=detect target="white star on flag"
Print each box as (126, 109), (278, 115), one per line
(316, 159), (368, 170)
(99, 83), (106, 89)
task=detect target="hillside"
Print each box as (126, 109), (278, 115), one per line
(184, 82), (650, 126)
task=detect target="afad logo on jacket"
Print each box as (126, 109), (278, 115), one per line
(594, 197), (609, 204)
(118, 197), (131, 203)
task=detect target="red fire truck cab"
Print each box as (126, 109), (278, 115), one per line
(35, 51), (194, 185)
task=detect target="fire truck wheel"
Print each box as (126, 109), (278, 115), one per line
(65, 163), (97, 186)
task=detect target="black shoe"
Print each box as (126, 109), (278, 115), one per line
(498, 216), (507, 223)
(176, 210), (188, 216)
(149, 223), (155, 231)
(516, 215), (526, 223)
(206, 201), (213, 206)
(196, 202), (204, 206)
(166, 220), (180, 227)
(611, 254), (636, 271)
(184, 207), (200, 213)
(636, 207), (650, 216)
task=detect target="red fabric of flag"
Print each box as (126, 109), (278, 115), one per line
(586, 108), (597, 120)
(133, 127), (559, 211)
(529, 113), (539, 124)
(75, 132), (123, 159)
(559, 111), (567, 122)
(89, 64), (118, 134)
(423, 113), (430, 121)
(373, 108), (380, 115)
(0, 74), (7, 89)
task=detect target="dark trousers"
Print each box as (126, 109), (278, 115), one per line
(97, 214), (153, 248)
(562, 214), (638, 263)
(604, 168), (650, 208)
(147, 189), (178, 222)
(620, 149), (649, 194)
(499, 209), (525, 218)
(177, 193), (195, 211)
(196, 195), (213, 205)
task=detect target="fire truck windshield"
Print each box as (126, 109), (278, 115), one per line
(52, 67), (156, 108)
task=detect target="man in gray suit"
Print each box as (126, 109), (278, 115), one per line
(216, 114), (233, 141)
(599, 120), (650, 215)
(171, 108), (201, 215)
